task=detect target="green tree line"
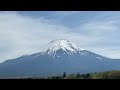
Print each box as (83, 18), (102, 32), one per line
(25, 70), (120, 79)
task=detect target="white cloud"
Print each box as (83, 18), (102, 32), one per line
(0, 11), (120, 62)
(86, 47), (120, 59)
(0, 12), (92, 62)
(76, 20), (118, 37)
(54, 11), (80, 17)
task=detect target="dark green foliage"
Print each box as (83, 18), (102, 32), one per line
(66, 74), (76, 79)
(20, 70), (120, 79)
(84, 73), (91, 79)
(76, 73), (82, 79)
(107, 70), (120, 79)
(63, 72), (67, 78)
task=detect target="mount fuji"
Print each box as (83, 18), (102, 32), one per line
(0, 39), (120, 78)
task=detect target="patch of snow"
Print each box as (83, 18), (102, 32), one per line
(96, 57), (103, 60)
(57, 56), (60, 58)
(41, 39), (85, 56)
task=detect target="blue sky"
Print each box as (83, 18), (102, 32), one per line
(0, 11), (120, 62)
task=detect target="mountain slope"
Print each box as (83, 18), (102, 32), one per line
(0, 39), (120, 78)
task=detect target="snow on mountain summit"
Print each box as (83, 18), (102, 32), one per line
(41, 39), (85, 55)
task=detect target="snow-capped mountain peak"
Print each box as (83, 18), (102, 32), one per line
(1, 39), (120, 78)
(41, 39), (84, 55)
